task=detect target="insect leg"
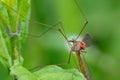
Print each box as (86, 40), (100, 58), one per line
(74, 0), (88, 40)
(53, 21), (69, 42)
(68, 50), (72, 64)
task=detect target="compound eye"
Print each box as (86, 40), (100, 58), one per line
(80, 41), (86, 50)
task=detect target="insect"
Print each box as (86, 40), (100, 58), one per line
(57, 18), (94, 80)
(53, 0), (94, 80)
(67, 33), (93, 80)
(29, 0), (94, 79)
(0, 0), (94, 80)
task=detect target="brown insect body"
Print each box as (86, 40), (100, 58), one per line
(69, 39), (88, 80)
(77, 51), (88, 80)
(69, 39), (86, 52)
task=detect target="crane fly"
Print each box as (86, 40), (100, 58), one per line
(56, 0), (94, 80)
(66, 33), (93, 80)
(0, 0), (94, 80)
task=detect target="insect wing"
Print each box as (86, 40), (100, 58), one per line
(82, 33), (92, 47)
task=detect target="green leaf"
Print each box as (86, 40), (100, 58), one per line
(0, 0), (30, 43)
(34, 65), (86, 80)
(0, 0), (30, 68)
(10, 60), (38, 80)
(10, 60), (85, 80)
(18, 0), (31, 45)
(0, 21), (12, 68)
(0, 0), (18, 32)
(0, 1), (10, 27)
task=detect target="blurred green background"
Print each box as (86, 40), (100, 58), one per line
(0, 0), (120, 80)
